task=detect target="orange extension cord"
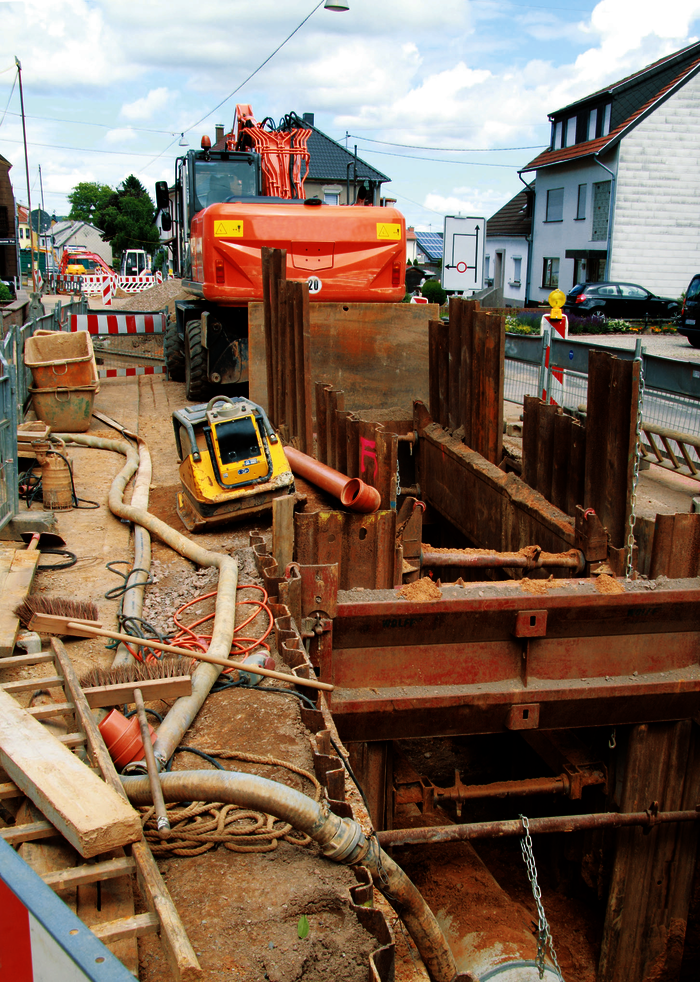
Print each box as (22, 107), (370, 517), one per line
(125, 584), (273, 671)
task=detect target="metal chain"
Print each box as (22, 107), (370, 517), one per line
(626, 341), (645, 579)
(520, 815), (565, 981)
(396, 453), (402, 497)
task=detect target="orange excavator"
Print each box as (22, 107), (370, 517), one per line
(157, 105), (406, 399)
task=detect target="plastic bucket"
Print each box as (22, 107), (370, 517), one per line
(99, 710), (156, 769)
(25, 330), (99, 389)
(30, 382), (98, 433)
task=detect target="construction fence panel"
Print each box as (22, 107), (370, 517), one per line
(505, 334), (700, 464)
(68, 310), (167, 378)
(0, 298), (89, 530)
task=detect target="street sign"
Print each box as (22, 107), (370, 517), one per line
(441, 216), (485, 293)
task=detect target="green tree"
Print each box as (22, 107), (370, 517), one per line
(95, 175), (160, 258)
(67, 182), (113, 223)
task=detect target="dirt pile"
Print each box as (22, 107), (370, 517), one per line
(109, 277), (190, 316)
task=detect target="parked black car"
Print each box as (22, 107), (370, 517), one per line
(677, 274), (700, 349)
(562, 282), (681, 321)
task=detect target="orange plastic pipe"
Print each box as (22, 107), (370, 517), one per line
(284, 446), (381, 513)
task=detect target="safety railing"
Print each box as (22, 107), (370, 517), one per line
(505, 334), (700, 456)
(0, 297), (88, 530)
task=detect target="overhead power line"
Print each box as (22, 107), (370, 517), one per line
(0, 135), (180, 160)
(2, 109), (176, 135)
(347, 135), (548, 151)
(355, 146), (540, 168)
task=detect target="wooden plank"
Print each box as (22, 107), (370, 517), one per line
(52, 640), (203, 982)
(27, 700), (74, 719)
(1, 820), (55, 844)
(0, 549), (41, 657)
(0, 650), (54, 670)
(1, 674), (65, 694)
(0, 780), (22, 799)
(0, 687), (142, 858)
(91, 912), (159, 943)
(132, 840), (203, 982)
(83, 675), (193, 709)
(41, 856), (135, 890)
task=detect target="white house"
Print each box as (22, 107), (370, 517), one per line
(484, 188), (533, 306)
(51, 220), (113, 268)
(521, 41), (700, 303)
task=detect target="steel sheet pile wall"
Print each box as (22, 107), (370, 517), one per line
(261, 246), (313, 452)
(429, 297), (505, 464)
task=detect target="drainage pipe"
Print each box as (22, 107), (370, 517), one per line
(112, 431), (152, 670)
(122, 769), (458, 982)
(57, 433), (238, 769)
(284, 445), (381, 513)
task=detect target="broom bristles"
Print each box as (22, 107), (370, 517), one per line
(80, 656), (194, 690)
(15, 595), (100, 629)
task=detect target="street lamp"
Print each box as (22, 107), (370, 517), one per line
(324, 1), (349, 9)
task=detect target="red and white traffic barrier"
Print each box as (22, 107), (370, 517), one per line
(69, 312), (166, 335)
(0, 838), (134, 982)
(98, 366), (166, 378)
(540, 312), (569, 405)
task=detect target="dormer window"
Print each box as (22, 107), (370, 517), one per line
(553, 121), (563, 150)
(588, 108), (597, 140)
(602, 103), (612, 136)
(565, 116), (577, 147)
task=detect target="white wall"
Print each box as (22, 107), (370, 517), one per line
(611, 70), (700, 299)
(529, 156), (616, 301)
(484, 235), (528, 304)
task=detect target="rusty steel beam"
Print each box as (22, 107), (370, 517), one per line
(584, 350), (640, 550)
(433, 769), (605, 807)
(414, 401), (576, 558)
(420, 546), (584, 571)
(321, 583), (700, 740)
(376, 805), (700, 848)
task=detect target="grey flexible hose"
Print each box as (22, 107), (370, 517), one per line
(57, 433), (239, 767)
(122, 770), (459, 982)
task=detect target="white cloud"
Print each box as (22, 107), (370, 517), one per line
(121, 88), (172, 121)
(104, 127), (138, 145)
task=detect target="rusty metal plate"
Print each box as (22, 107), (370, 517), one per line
(513, 610), (548, 637)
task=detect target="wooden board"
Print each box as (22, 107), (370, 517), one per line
(0, 687), (142, 858)
(249, 301), (437, 415)
(0, 548), (40, 657)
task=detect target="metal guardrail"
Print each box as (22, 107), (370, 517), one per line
(504, 334), (700, 451)
(0, 297), (88, 531)
(640, 424), (700, 482)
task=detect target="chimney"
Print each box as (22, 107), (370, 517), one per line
(302, 113), (314, 127)
(215, 123), (224, 145)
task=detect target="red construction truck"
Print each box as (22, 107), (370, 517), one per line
(157, 105), (406, 399)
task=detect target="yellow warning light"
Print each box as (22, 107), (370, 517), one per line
(548, 288), (566, 320)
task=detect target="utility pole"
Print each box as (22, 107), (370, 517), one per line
(15, 56), (38, 294)
(39, 164), (45, 214)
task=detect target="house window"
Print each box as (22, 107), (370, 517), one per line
(602, 103), (612, 136)
(485, 254), (490, 280)
(592, 181), (611, 241)
(545, 188), (564, 222)
(323, 191), (340, 206)
(565, 116), (577, 147)
(588, 109), (597, 141)
(553, 121), (563, 150)
(542, 257), (559, 289)
(512, 256), (522, 284)
(576, 184), (587, 220)
(0, 207), (8, 237)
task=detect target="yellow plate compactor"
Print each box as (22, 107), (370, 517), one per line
(173, 395), (294, 532)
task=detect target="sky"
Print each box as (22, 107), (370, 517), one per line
(1, 0), (700, 232)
